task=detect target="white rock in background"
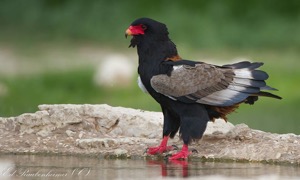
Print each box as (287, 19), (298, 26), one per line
(93, 54), (135, 87)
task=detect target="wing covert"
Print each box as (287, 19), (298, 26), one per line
(151, 60), (267, 106)
(151, 63), (235, 104)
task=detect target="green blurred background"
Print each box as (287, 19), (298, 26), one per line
(0, 0), (299, 134)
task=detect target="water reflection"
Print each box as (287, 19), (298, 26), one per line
(147, 159), (189, 177)
(148, 159), (300, 178)
(0, 155), (299, 179)
(149, 159), (264, 178)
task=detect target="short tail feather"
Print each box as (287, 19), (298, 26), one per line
(253, 91), (282, 100)
(208, 61), (282, 121)
(223, 61), (282, 100)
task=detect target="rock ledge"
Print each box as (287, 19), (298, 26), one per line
(0, 104), (299, 165)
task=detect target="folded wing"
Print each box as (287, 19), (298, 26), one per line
(151, 61), (280, 106)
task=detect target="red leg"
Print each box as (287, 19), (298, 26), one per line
(147, 136), (174, 155)
(169, 144), (190, 160)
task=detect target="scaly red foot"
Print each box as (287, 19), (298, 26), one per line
(147, 136), (174, 155)
(169, 144), (190, 160)
(147, 145), (174, 155)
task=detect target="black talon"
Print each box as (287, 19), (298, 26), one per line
(164, 154), (172, 160)
(191, 148), (198, 154)
(172, 145), (179, 151)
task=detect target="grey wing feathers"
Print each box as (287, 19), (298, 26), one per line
(151, 63), (237, 106)
(151, 61), (275, 106)
(151, 64), (230, 97)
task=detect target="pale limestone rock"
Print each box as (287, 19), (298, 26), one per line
(114, 149), (128, 156)
(78, 131), (85, 139)
(0, 104), (299, 164)
(205, 119), (234, 135)
(36, 129), (51, 137)
(76, 138), (118, 149)
(3, 104), (230, 139)
(66, 130), (76, 137)
(226, 123), (253, 140)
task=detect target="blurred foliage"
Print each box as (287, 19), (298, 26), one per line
(0, 0), (300, 49)
(0, 0), (299, 134)
(0, 49), (299, 134)
(0, 69), (154, 115)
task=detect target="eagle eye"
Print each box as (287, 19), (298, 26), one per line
(141, 24), (147, 30)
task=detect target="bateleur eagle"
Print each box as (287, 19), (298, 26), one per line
(125, 18), (282, 160)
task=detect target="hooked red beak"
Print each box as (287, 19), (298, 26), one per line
(125, 25), (145, 38)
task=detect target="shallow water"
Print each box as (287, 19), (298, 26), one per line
(0, 155), (299, 180)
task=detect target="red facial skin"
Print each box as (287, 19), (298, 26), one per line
(125, 24), (145, 36)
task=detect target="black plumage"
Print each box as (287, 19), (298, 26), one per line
(125, 18), (282, 160)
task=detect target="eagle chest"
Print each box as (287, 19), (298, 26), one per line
(137, 76), (149, 93)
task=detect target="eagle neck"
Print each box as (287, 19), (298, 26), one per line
(137, 37), (178, 68)
(136, 37), (177, 101)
